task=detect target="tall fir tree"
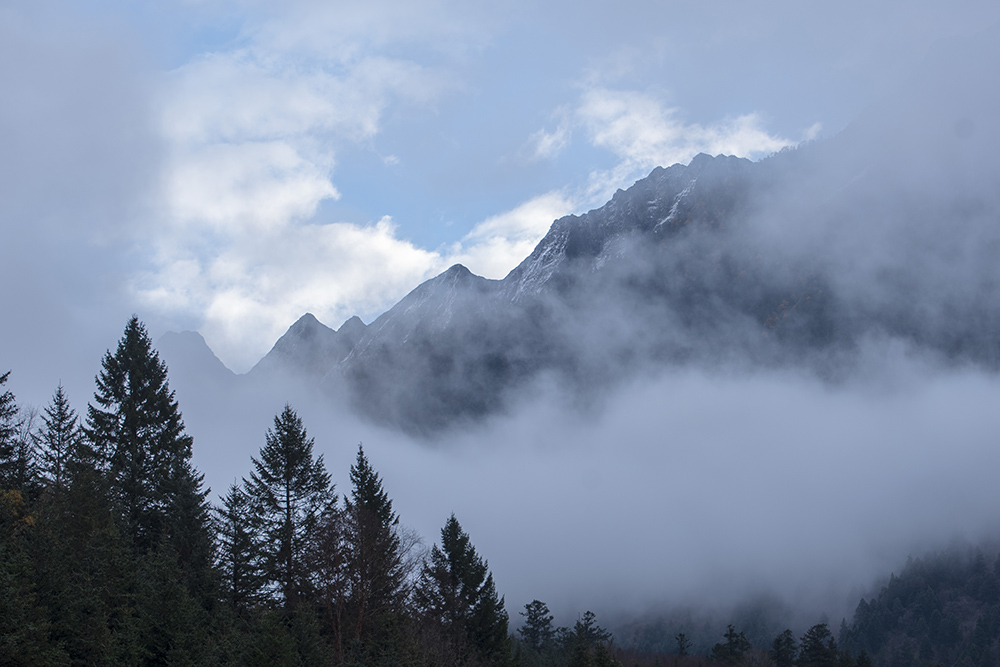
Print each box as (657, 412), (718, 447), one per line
(798, 624), (838, 667)
(0, 371), (17, 486)
(306, 500), (349, 662)
(29, 450), (140, 666)
(246, 405), (336, 607)
(0, 485), (70, 666)
(216, 481), (267, 615)
(772, 629), (798, 667)
(519, 600), (555, 652)
(85, 316), (212, 580)
(0, 372), (40, 498)
(344, 443), (407, 642)
(711, 625), (752, 665)
(415, 513), (511, 666)
(34, 384), (82, 492)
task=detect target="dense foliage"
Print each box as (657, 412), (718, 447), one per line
(841, 548), (1000, 667)
(0, 318), (622, 666)
(1, 317), (997, 666)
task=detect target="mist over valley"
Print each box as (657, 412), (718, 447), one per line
(146, 23), (1000, 643)
(3, 2), (1000, 664)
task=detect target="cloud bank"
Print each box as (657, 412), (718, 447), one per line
(174, 353), (1000, 632)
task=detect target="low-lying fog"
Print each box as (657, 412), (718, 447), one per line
(177, 343), (1000, 631)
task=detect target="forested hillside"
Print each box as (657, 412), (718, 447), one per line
(841, 548), (1000, 667)
(0, 318), (618, 666)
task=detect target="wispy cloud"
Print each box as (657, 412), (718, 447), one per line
(446, 192), (577, 279)
(525, 122), (572, 161)
(521, 86), (806, 218)
(138, 6), (467, 368)
(577, 87), (792, 167)
(137, 217), (446, 371)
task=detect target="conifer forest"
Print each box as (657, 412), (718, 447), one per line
(3, 318), (1000, 667)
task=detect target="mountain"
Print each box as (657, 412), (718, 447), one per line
(158, 330), (236, 389)
(232, 25), (1000, 435)
(840, 546), (1000, 667)
(249, 313), (367, 381)
(335, 152), (811, 434)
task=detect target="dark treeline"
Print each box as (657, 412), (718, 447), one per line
(841, 547), (1000, 667)
(3, 317), (999, 667)
(0, 317), (624, 666)
(613, 544), (1000, 667)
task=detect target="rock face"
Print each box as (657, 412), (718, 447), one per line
(246, 25), (1000, 435)
(331, 152), (831, 433)
(249, 313), (367, 381)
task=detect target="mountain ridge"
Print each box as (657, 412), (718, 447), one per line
(164, 24), (1000, 435)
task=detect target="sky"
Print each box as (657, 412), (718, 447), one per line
(5, 0), (1000, 631)
(4, 0), (1000, 392)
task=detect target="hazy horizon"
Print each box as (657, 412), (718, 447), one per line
(4, 0), (1000, 645)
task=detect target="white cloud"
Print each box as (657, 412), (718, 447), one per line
(136, 3), (817, 373)
(526, 123), (571, 161)
(446, 192), (576, 279)
(138, 5), (468, 369)
(166, 141), (339, 231)
(518, 86), (819, 213)
(578, 87), (792, 170)
(139, 183), (579, 370)
(138, 217), (447, 371)
(160, 46), (443, 232)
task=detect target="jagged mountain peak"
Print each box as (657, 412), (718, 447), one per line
(286, 312), (332, 339)
(500, 152), (756, 302)
(250, 312), (357, 378)
(337, 315), (367, 339)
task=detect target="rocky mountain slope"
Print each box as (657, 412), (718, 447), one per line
(178, 24), (1000, 436)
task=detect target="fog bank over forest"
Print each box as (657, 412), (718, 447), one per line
(4, 3), (1000, 647)
(154, 23), (1000, 631)
(165, 342), (1000, 630)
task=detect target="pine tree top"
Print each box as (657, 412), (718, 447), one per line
(346, 443), (397, 528)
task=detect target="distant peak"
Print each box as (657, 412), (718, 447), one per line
(294, 312), (321, 327)
(282, 313), (335, 344)
(688, 152), (715, 168)
(338, 315), (365, 330)
(434, 264), (484, 286)
(445, 263), (471, 275)
(337, 315), (367, 339)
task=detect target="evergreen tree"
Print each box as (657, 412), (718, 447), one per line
(246, 405), (336, 606)
(217, 482), (266, 615)
(85, 316), (212, 575)
(711, 625), (752, 664)
(415, 513), (511, 665)
(771, 629), (797, 667)
(0, 373), (40, 498)
(560, 610), (615, 667)
(0, 372), (17, 486)
(562, 611), (613, 651)
(798, 624), (838, 667)
(519, 600), (556, 652)
(34, 384), (81, 492)
(0, 487), (69, 666)
(343, 444), (407, 643)
(133, 545), (212, 666)
(306, 502), (349, 662)
(29, 455), (140, 666)
(676, 632), (692, 657)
